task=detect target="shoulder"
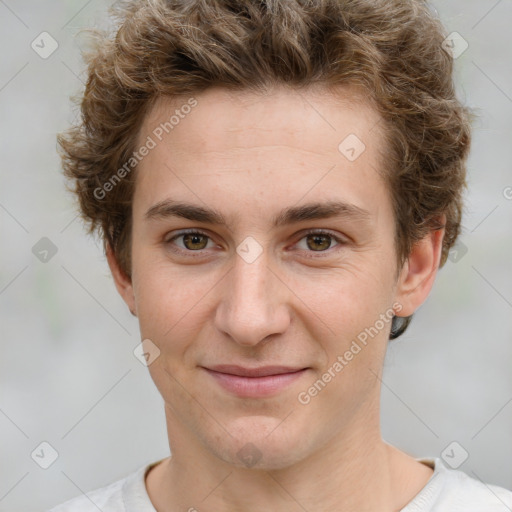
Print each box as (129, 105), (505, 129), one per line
(45, 463), (149, 512)
(46, 480), (123, 512)
(405, 458), (512, 512)
(436, 464), (512, 510)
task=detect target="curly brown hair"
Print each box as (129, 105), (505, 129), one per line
(57, 0), (473, 339)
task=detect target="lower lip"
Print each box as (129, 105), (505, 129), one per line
(203, 368), (309, 398)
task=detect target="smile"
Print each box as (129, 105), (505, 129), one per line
(201, 366), (310, 398)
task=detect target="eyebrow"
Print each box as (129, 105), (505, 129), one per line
(144, 199), (371, 228)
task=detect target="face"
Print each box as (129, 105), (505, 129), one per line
(109, 84), (439, 470)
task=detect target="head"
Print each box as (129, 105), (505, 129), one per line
(58, 0), (472, 469)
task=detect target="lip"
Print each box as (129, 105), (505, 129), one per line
(202, 365), (309, 398)
(206, 365), (307, 377)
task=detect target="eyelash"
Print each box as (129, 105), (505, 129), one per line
(164, 228), (347, 258)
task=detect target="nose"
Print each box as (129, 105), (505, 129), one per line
(213, 249), (290, 347)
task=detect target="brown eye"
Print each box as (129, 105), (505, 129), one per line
(181, 233), (209, 250)
(306, 233), (333, 251)
(294, 229), (347, 257)
(165, 230), (214, 255)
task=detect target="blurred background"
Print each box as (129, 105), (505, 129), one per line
(0, 1), (511, 510)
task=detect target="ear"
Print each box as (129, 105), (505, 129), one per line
(394, 217), (445, 317)
(106, 242), (137, 317)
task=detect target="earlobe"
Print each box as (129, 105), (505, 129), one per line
(395, 219), (445, 318)
(105, 242), (137, 316)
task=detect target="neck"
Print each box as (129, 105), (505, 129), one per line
(145, 403), (432, 512)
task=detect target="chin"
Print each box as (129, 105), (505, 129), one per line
(207, 416), (309, 470)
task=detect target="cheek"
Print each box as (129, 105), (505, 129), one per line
(298, 272), (393, 415)
(301, 258), (394, 325)
(300, 261), (395, 371)
(131, 255), (216, 355)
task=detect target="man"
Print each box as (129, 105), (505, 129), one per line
(49, 0), (512, 510)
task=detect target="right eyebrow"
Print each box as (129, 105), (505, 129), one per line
(144, 198), (371, 229)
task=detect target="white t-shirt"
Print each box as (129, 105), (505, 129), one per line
(46, 457), (512, 511)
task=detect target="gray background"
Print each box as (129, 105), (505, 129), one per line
(0, 1), (511, 511)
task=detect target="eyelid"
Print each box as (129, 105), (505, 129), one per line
(164, 228), (348, 256)
(164, 228), (215, 256)
(291, 228), (348, 257)
(165, 228), (211, 243)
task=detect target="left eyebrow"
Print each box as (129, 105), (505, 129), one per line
(144, 199), (371, 229)
(271, 200), (371, 227)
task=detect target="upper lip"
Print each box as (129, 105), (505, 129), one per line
(203, 365), (308, 377)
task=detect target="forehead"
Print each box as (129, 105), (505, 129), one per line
(133, 84), (389, 224)
(139, 84), (384, 161)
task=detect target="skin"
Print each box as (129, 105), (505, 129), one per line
(107, 84), (444, 511)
